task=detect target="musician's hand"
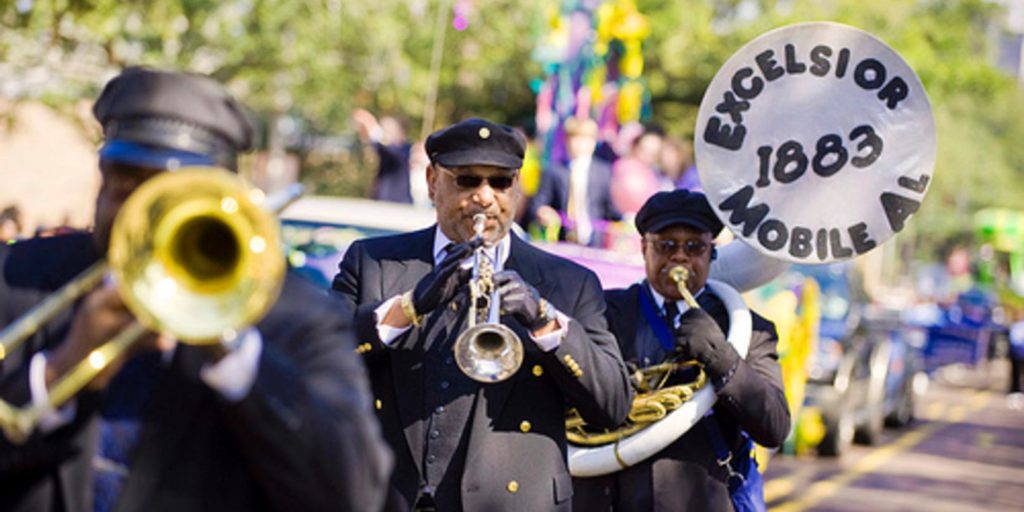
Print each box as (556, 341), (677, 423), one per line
(494, 270), (553, 331)
(47, 284), (134, 391)
(674, 309), (739, 382)
(411, 238), (481, 315)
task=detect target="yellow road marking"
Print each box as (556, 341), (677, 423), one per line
(771, 390), (994, 511)
(773, 424), (937, 512)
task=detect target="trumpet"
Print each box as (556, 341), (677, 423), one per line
(453, 214), (524, 383)
(0, 167), (297, 443)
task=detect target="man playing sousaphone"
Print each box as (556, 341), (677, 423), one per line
(573, 189), (790, 511)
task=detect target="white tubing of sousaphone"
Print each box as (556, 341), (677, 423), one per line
(568, 279), (751, 477)
(711, 240), (791, 292)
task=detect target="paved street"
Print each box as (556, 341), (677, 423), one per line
(765, 362), (1024, 511)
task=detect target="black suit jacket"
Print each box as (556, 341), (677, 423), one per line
(331, 227), (632, 511)
(573, 282), (790, 512)
(530, 159), (621, 245)
(0, 233), (392, 512)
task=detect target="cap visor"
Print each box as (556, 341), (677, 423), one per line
(434, 149), (522, 169)
(645, 218), (713, 235)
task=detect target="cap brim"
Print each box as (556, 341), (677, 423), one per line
(433, 149), (522, 169)
(645, 217), (714, 235)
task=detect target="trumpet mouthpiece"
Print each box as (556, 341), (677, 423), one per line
(472, 214), (486, 233)
(669, 266), (689, 282)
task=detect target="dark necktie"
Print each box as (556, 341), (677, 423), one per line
(93, 350), (162, 512)
(437, 243), (454, 265)
(664, 300), (679, 331)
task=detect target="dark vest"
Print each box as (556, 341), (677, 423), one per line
(420, 296), (480, 511)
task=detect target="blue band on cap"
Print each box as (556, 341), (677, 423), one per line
(98, 139), (216, 169)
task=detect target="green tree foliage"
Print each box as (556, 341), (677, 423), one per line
(1, 0), (1022, 254)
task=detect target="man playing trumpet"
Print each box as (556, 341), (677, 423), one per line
(0, 68), (392, 512)
(573, 189), (790, 511)
(332, 118), (632, 511)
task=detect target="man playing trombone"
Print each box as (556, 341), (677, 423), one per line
(331, 118), (632, 511)
(0, 68), (392, 512)
(572, 190), (790, 511)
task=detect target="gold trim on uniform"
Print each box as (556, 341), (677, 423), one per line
(562, 354), (584, 378)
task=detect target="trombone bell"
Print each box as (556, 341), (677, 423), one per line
(110, 167), (285, 342)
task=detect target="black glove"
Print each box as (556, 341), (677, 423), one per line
(411, 238), (481, 315)
(674, 308), (740, 383)
(494, 270), (554, 330)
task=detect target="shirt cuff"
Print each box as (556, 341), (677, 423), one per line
(30, 352), (77, 433)
(375, 295), (411, 346)
(531, 310), (571, 352)
(199, 328), (262, 402)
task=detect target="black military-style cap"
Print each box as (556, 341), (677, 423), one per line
(425, 118), (526, 170)
(93, 67), (254, 170)
(635, 189), (724, 236)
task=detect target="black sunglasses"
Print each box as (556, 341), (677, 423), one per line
(438, 166), (516, 191)
(648, 238), (711, 258)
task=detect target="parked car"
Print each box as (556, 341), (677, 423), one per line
(798, 263), (925, 457)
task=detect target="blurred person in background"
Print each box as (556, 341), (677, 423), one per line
(409, 141), (433, 208)
(1009, 318), (1024, 409)
(353, 108), (414, 204)
(530, 117), (621, 246)
(610, 124), (665, 217)
(658, 136), (700, 192)
(1, 206), (23, 243)
(0, 67), (392, 512)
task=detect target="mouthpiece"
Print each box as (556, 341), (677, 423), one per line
(669, 266), (700, 310)
(472, 214), (487, 238)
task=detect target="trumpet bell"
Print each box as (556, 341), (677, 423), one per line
(109, 167), (285, 343)
(454, 323), (523, 383)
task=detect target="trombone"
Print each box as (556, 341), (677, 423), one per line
(453, 213), (524, 383)
(0, 167), (298, 443)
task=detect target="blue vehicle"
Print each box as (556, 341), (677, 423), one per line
(908, 288), (1010, 376)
